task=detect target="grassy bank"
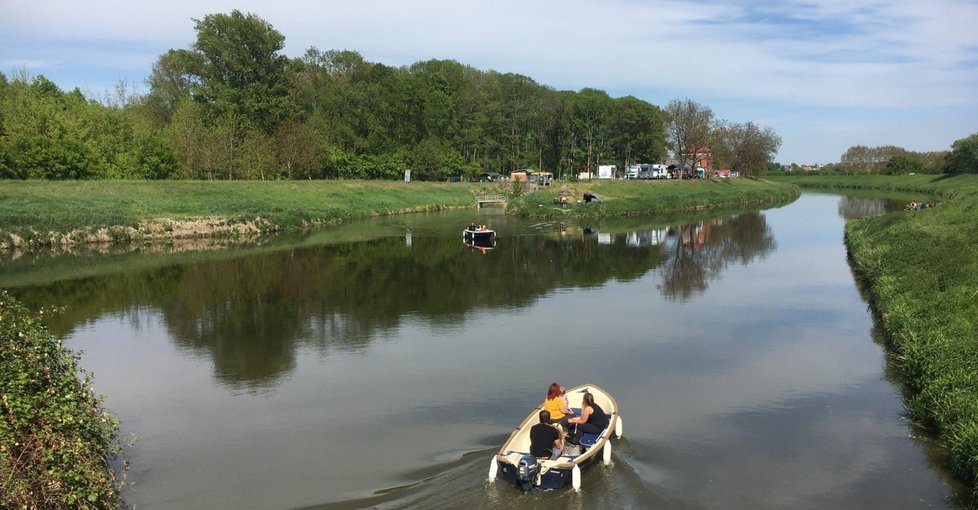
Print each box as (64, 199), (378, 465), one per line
(790, 174), (978, 492)
(1, 291), (125, 509)
(0, 180), (492, 250)
(506, 178), (800, 219)
(1, 179), (800, 250)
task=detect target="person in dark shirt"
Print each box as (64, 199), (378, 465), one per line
(567, 392), (610, 435)
(529, 410), (563, 459)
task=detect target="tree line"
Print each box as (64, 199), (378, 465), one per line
(0, 10), (786, 182)
(776, 135), (978, 176)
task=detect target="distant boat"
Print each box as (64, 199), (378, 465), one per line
(463, 226), (495, 242)
(488, 383), (622, 492)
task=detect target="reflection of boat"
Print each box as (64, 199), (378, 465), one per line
(488, 384), (622, 492)
(464, 237), (496, 252)
(463, 227), (495, 242)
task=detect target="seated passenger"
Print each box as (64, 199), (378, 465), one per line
(530, 410), (564, 460)
(543, 382), (573, 427)
(567, 392), (610, 435)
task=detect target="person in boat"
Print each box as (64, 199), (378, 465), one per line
(567, 392), (610, 435)
(530, 410), (564, 460)
(468, 223), (476, 231)
(543, 382), (573, 427)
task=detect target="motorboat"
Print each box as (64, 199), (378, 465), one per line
(463, 226), (495, 242)
(488, 383), (622, 492)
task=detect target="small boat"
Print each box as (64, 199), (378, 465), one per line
(488, 383), (622, 492)
(463, 226), (495, 242)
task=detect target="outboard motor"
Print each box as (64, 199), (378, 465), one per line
(516, 455), (539, 492)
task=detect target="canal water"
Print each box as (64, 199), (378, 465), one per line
(1, 192), (967, 509)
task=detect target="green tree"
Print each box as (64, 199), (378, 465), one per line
(729, 122), (781, 177)
(607, 96), (666, 169)
(666, 98), (714, 172)
(884, 154), (925, 175)
(945, 133), (978, 174)
(184, 10), (297, 133)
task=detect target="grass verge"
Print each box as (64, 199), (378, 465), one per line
(0, 180), (495, 250)
(1, 290), (126, 509)
(789, 174), (978, 494)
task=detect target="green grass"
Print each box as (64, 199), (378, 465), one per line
(0, 180), (496, 249)
(506, 177), (800, 219)
(789, 174), (978, 492)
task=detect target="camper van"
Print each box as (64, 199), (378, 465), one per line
(651, 164), (669, 179)
(626, 164), (642, 179)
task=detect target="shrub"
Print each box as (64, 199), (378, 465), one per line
(0, 291), (126, 509)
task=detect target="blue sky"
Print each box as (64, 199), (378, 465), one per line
(2, 0), (977, 164)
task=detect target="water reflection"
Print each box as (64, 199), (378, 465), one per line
(835, 193), (930, 220)
(837, 196), (888, 220)
(659, 213), (776, 302)
(6, 213), (775, 389)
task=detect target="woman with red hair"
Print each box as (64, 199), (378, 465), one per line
(543, 382), (573, 427)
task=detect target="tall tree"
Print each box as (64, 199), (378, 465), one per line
(183, 10), (295, 133)
(571, 89), (612, 175)
(666, 98), (714, 172)
(945, 133), (978, 174)
(730, 122), (781, 177)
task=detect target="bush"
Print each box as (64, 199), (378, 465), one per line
(0, 291), (126, 509)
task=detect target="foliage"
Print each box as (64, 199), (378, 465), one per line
(0, 291), (126, 509)
(712, 121), (781, 177)
(3, 13), (779, 183)
(945, 133), (978, 174)
(0, 74), (181, 180)
(665, 98), (714, 172)
(840, 144), (945, 174)
(884, 154), (925, 175)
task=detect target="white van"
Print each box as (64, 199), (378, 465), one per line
(650, 164), (669, 179)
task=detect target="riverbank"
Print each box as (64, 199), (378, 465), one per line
(0, 290), (125, 509)
(506, 178), (800, 219)
(786, 174), (978, 493)
(1, 179), (800, 252)
(0, 180), (490, 251)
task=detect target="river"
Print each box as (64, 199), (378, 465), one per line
(0, 191), (967, 509)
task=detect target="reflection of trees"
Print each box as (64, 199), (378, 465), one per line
(658, 212), (776, 302)
(10, 213), (775, 387)
(837, 196), (886, 220)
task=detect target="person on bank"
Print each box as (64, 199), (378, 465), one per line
(543, 382), (573, 427)
(567, 392), (610, 435)
(530, 410), (564, 460)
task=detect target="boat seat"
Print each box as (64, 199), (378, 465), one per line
(579, 433), (601, 447)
